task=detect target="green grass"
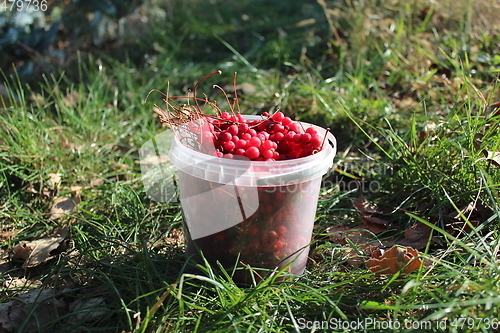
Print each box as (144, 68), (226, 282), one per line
(1, 0), (500, 332)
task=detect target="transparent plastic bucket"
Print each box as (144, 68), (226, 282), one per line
(169, 116), (336, 283)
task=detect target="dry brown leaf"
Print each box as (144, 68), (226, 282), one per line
(361, 216), (390, 234)
(62, 90), (80, 107)
(165, 228), (184, 246)
(90, 178), (105, 187)
(0, 251), (10, 274)
(70, 178), (105, 193)
(66, 297), (108, 325)
(0, 230), (18, 242)
(444, 200), (491, 236)
(397, 222), (432, 250)
(49, 195), (80, 220)
(365, 246), (422, 275)
(12, 227), (68, 268)
(352, 198), (390, 234)
(352, 198), (382, 215)
(327, 225), (374, 245)
(46, 173), (62, 189)
(0, 288), (64, 332)
(136, 154), (170, 165)
(483, 150), (500, 167)
(3, 277), (42, 289)
(327, 226), (384, 267)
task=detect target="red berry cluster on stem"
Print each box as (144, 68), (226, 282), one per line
(199, 111), (324, 160)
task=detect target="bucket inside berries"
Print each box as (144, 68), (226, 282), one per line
(168, 113), (337, 283)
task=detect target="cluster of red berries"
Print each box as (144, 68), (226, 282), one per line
(195, 111), (324, 160)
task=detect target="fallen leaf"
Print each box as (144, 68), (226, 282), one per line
(327, 225), (374, 245)
(483, 150), (500, 167)
(49, 195), (80, 220)
(90, 178), (105, 187)
(352, 198), (390, 234)
(165, 228), (184, 246)
(66, 297), (107, 325)
(70, 178), (105, 193)
(0, 288), (64, 332)
(365, 246), (422, 275)
(12, 227), (68, 268)
(327, 226), (384, 267)
(397, 222), (432, 250)
(137, 154), (171, 165)
(46, 173), (62, 189)
(12, 243), (32, 261)
(0, 230), (18, 242)
(3, 277), (42, 289)
(444, 200), (492, 236)
(352, 198), (382, 215)
(0, 251), (9, 274)
(62, 90), (80, 107)
(361, 215), (390, 234)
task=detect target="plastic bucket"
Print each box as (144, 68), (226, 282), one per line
(169, 116), (336, 282)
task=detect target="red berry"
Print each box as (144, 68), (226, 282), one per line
(282, 117), (292, 127)
(236, 114), (245, 123)
(235, 139), (247, 149)
(224, 140), (236, 152)
(271, 111), (284, 122)
(311, 135), (322, 148)
(247, 128), (257, 137)
(245, 146), (260, 159)
(305, 127), (317, 135)
(262, 149), (273, 159)
(234, 148), (246, 155)
(262, 140), (273, 150)
(228, 124), (239, 136)
(201, 130), (214, 143)
(301, 133), (312, 143)
(273, 123), (285, 133)
(202, 122), (214, 132)
(248, 137), (261, 147)
(275, 191), (286, 202)
(267, 231), (278, 243)
(220, 111), (230, 119)
(238, 123), (249, 133)
(219, 132), (232, 142)
(289, 122), (301, 133)
(273, 239), (285, 252)
(273, 132), (284, 141)
(241, 133), (251, 141)
(276, 225), (287, 236)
